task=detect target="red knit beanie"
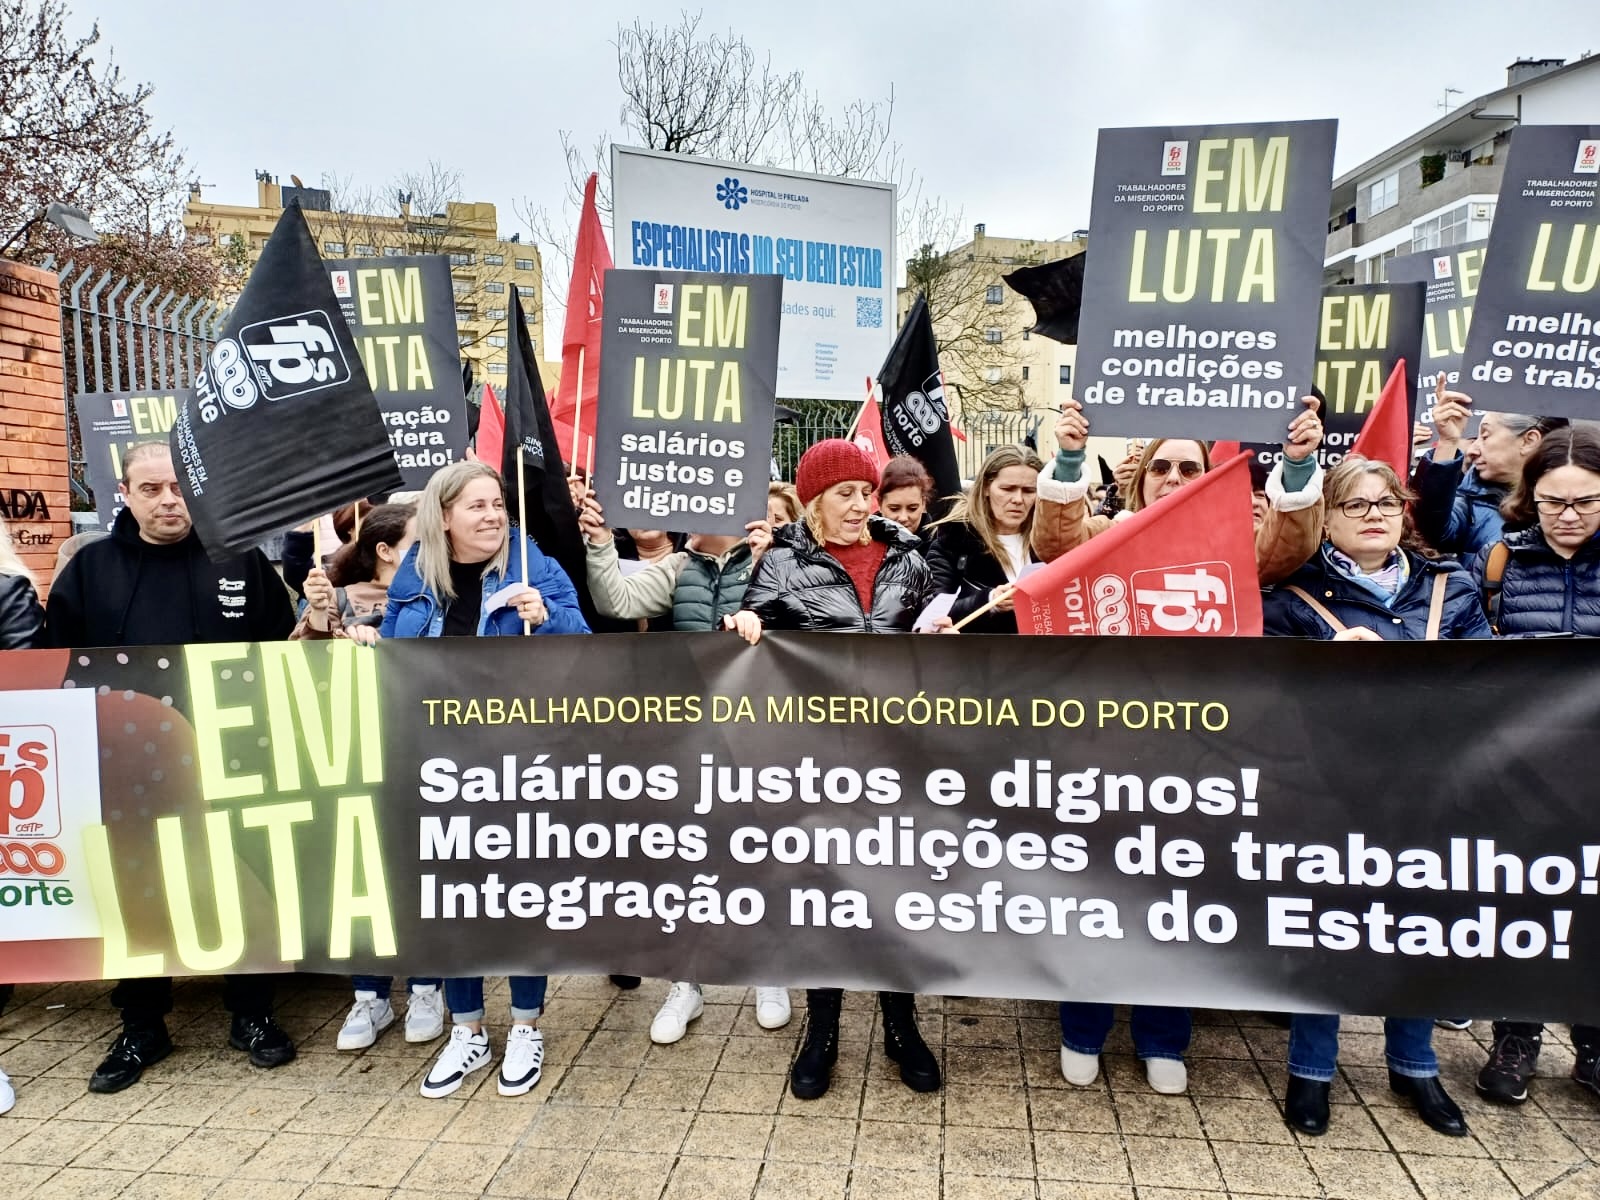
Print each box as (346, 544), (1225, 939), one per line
(795, 438), (880, 505)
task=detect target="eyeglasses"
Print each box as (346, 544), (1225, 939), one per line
(1149, 459), (1205, 480)
(1534, 496), (1600, 516)
(1335, 497), (1405, 518)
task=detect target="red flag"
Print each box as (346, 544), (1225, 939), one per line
(1350, 359), (1412, 476)
(1016, 454), (1261, 637)
(552, 173), (611, 471)
(476, 382), (504, 470)
(1209, 440), (1243, 463)
(852, 380), (892, 473)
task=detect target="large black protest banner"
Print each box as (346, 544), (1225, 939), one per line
(72, 391), (180, 527)
(1461, 126), (1600, 418)
(1073, 120), (1338, 442)
(4, 635), (1600, 1023)
(324, 255), (468, 488)
(1387, 239), (1488, 425)
(169, 204), (404, 559)
(594, 269), (781, 535)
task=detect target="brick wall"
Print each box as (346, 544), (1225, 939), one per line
(0, 260), (69, 595)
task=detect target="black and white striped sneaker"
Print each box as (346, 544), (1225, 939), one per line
(420, 1025), (491, 1098)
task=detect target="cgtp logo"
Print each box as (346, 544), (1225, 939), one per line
(0, 726), (66, 876)
(239, 311), (351, 402)
(716, 177), (749, 211)
(1161, 141), (1189, 176)
(1089, 576), (1133, 635)
(1576, 141), (1600, 174)
(1432, 256), (1453, 280)
(1131, 562), (1236, 635)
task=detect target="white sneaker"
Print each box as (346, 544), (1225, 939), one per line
(0, 1064), (13, 1115)
(1060, 1046), (1100, 1086)
(405, 985), (446, 1043)
(650, 982), (704, 1045)
(336, 991), (395, 1051)
(498, 1025), (544, 1096)
(420, 1025), (491, 1098)
(755, 987), (792, 1030)
(1145, 1057), (1188, 1094)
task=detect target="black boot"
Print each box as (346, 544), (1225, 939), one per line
(879, 991), (941, 1093)
(609, 975), (641, 990)
(1284, 1075), (1330, 1135)
(229, 1015), (296, 1069)
(1390, 1070), (1468, 1136)
(89, 1024), (173, 1093)
(790, 989), (842, 1100)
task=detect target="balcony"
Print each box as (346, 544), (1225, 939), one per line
(1414, 162), (1503, 212)
(1325, 221), (1358, 261)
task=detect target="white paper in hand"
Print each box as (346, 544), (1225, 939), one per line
(913, 592), (958, 633)
(485, 582), (533, 615)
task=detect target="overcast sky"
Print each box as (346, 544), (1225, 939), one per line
(94, 0), (1598, 296)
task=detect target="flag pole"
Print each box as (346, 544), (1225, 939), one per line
(516, 449), (532, 636)
(950, 584), (1016, 631)
(585, 436), (594, 483)
(568, 346), (586, 479)
(845, 377), (874, 440)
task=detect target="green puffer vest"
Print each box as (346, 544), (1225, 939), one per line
(672, 542), (756, 631)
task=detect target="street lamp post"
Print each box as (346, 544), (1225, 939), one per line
(0, 202), (100, 259)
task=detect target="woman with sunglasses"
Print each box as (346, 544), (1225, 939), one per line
(1034, 396), (1324, 584)
(1467, 426), (1600, 1111)
(1262, 456), (1486, 1138)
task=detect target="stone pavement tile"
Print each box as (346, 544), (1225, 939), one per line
(486, 1147), (591, 1199)
(0, 1116), (40, 1154)
(541, 1001), (611, 1032)
(320, 1054), (416, 1096)
(942, 1123), (1032, 1177)
(1030, 1087), (1119, 1133)
(1400, 1153), (1521, 1199)
(5, 1165), (60, 1198)
(642, 1031), (725, 1070)
(718, 1034), (795, 1074)
(598, 999), (659, 1034)
(858, 1081), (941, 1125)
(0, 1004), (76, 1040)
(662, 1155), (761, 1200)
(1528, 1164), (1600, 1198)
(730, 1005), (800, 1038)
(569, 1149), (675, 1200)
(851, 1117), (940, 1172)
(233, 1130), (350, 1182)
(944, 1014), (1015, 1048)
(3, 1034), (77, 1077)
(688, 1004), (742, 1038)
(944, 1174), (1035, 1200)
(1035, 1186), (1137, 1200)
(118, 1174), (226, 1200)
(1468, 1106), (1586, 1161)
(1294, 1103), (1391, 1151)
(576, 1028), (653, 1069)
(299, 1186), (387, 1200)
(317, 1134), (428, 1189)
(363, 1095), (461, 1141)
(1498, 1158), (1585, 1196)
(598, 1107), (694, 1155)
(700, 1069), (787, 1114)
(1534, 1082), (1600, 1120)
(522, 1105), (609, 1151)
(1113, 1091), (1203, 1138)
(620, 1065), (713, 1110)
(1020, 1017), (1060, 1051)
(282, 1090), (388, 1136)
(401, 1142), (511, 1193)
(1241, 1024), (1291, 1060)
(1032, 1130), (1132, 1184)
(942, 1046), (1023, 1087)
(17, 1166), (137, 1199)
(844, 1166), (940, 1199)
(1369, 1103), (1491, 1157)
(1193, 1095), (1295, 1144)
(1135, 1190), (1233, 1200)
(123, 1083), (240, 1126)
(1304, 1146), (1424, 1200)
(752, 1161), (850, 1200)
(1023, 1046), (1075, 1090)
(0, 1117), (115, 1166)
(776, 1071), (866, 1120)
(1187, 1025), (1253, 1059)
(768, 1113), (858, 1164)
(150, 1125), (272, 1177)
(1122, 1134), (1224, 1192)
(1342, 1065), (1409, 1108)
(1548, 1115), (1600, 1158)
(1211, 1141), (1321, 1196)
(4, 1075), (86, 1121)
(680, 1110), (774, 1158)
(209, 1180), (305, 1200)
(70, 1120), (190, 1172)
(51, 1081), (164, 1124)
(204, 1086), (315, 1130)
(549, 1064), (636, 1107)
(434, 1098), (542, 1145)
(941, 1083), (1025, 1129)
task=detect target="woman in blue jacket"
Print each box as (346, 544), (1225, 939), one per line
(1264, 455), (1486, 1140)
(381, 461), (588, 1101)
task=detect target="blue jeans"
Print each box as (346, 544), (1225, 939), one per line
(1288, 1015), (1437, 1082)
(351, 975), (441, 1000)
(1059, 1002), (1191, 1061)
(444, 976), (546, 1023)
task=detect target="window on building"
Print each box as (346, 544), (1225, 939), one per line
(449, 252), (474, 267)
(1412, 202), (1472, 252)
(382, 246), (404, 257)
(489, 335), (507, 348)
(484, 253), (505, 266)
(984, 367), (1003, 383)
(452, 280), (471, 297)
(1022, 366), (1030, 381)
(354, 244), (376, 257)
(1363, 245), (1404, 284)
(1023, 329), (1030, 341)
(984, 327), (1003, 344)
(985, 284), (1004, 304)
(455, 308), (473, 323)
(515, 258), (534, 272)
(487, 363), (507, 375)
(1368, 171), (1399, 216)
(458, 334), (472, 346)
(324, 241), (346, 255)
(191, 233), (212, 246)
(484, 281), (505, 293)
(516, 284), (535, 297)
(1059, 365), (1072, 386)
(487, 307), (506, 320)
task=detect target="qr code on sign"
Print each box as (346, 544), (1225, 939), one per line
(856, 296), (883, 328)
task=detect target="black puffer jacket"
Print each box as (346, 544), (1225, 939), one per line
(1472, 526), (1600, 636)
(742, 515), (932, 632)
(0, 572), (45, 649)
(926, 521), (1026, 634)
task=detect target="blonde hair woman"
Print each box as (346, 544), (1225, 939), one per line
(927, 445), (1043, 633)
(0, 516), (44, 649)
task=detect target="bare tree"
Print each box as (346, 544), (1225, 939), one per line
(0, 0), (220, 294)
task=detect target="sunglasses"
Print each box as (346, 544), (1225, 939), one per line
(1148, 459), (1205, 480)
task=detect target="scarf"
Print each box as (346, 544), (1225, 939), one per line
(1322, 542), (1409, 605)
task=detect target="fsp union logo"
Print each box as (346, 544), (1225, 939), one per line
(716, 177), (749, 211)
(1131, 562), (1236, 635)
(238, 311), (351, 402)
(1161, 141), (1189, 176)
(1432, 256), (1453, 280)
(1, 726), (64, 875)
(1576, 140), (1600, 174)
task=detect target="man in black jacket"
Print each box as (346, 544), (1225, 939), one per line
(46, 442), (298, 1094)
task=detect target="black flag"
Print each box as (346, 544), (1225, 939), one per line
(1003, 253), (1086, 344)
(502, 287), (595, 624)
(169, 204), (403, 559)
(877, 293), (962, 514)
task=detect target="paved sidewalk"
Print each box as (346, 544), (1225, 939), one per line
(1, 976), (1596, 1199)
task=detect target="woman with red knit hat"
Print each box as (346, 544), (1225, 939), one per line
(725, 438), (941, 1101)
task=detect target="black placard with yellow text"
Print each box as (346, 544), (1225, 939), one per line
(1386, 239), (1488, 427)
(73, 391), (182, 528)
